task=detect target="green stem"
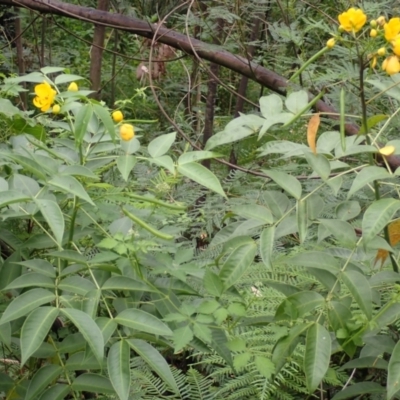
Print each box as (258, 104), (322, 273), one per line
(289, 46), (330, 82)
(357, 50), (398, 272)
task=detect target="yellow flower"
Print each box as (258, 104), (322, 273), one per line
(112, 110), (124, 123)
(338, 8), (367, 33)
(378, 47), (386, 56)
(52, 104), (61, 114)
(392, 37), (400, 56)
(326, 38), (336, 49)
(384, 17), (400, 42)
(120, 124), (134, 141)
(379, 145), (395, 156)
(370, 56), (377, 69)
(33, 81), (57, 112)
(68, 82), (78, 91)
(382, 56), (400, 75)
(370, 29), (377, 38)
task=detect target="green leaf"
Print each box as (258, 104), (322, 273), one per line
(71, 373), (114, 394)
(61, 165), (100, 180)
(4, 272), (54, 290)
(348, 166), (391, 198)
(59, 276), (95, 295)
(341, 270), (372, 320)
(263, 190), (291, 218)
(219, 241), (257, 290)
(149, 155), (175, 173)
(276, 291), (324, 320)
(340, 357), (388, 370)
(318, 219), (357, 245)
(0, 190), (31, 208)
(359, 114), (388, 134)
(304, 323), (331, 393)
(60, 308), (104, 363)
(332, 383), (385, 400)
(96, 317), (117, 345)
(304, 152), (331, 180)
(173, 326), (194, 352)
(25, 364), (63, 400)
(258, 140), (307, 157)
(48, 175), (95, 205)
(0, 321), (11, 347)
(255, 356), (274, 379)
(21, 307), (59, 365)
(0, 251), (22, 290)
(211, 328), (233, 368)
(102, 276), (152, 292)
(203, 270), (224, 297)
(231, 204), (273, 224)
(13, 260), (55, 278)
(234, 352), (252, 370)
(0, 288), (56, 324)
(336, 201), (361, 220)
(37, 384), (70, 400)
(259, 226), (275, 269)
(388, 339), (400, 399)
(178, 151), (221, 165)
(205, 114), (263, 150)
(148, 132), (176, 158)
(93, 103), (116, 140)
(116, 155), (136, 181)
(4, 154), (48, 180)
(272, 323), (312, 373)
(108, 340), (130, 400)
(41, 66), (65, 74)
(288, 251), (340, 272)
(262, 169), (302, 199)
(54, 73), (83, 84)
(35, 199), (65, 247)
(178, 162), (226, 197)
(127, 339), (179, 394)
(296, 199), (308, 243)
(74, 103), (93, 145)
(260, 94), (283, 117)
(115, 308), (173, 336)
(285, 90), (309, 114)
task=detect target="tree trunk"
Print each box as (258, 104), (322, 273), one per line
(89, 0), (109, 100)
(14, 8), (26, 110)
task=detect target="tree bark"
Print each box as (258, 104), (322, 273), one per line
(14, 8), (27, 110)
(89, 0), (108, 99)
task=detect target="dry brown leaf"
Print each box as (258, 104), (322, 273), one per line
(307, 113), (320, 155)
(374, 219), (400, 267)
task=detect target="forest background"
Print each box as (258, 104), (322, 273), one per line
(1, 0), (400, 399)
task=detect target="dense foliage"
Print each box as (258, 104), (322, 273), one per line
(3, 1), (400, 399)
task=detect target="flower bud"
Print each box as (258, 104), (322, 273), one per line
(120, 124), (135, 141)
(326, 38), (336, 49)
(377, 47), (386, 56)
(112, 110), (124, 123)
(68, 82), (78, 91)
(376, 16), (386, 26)
(370, 29), (378, 38)
(52, 104), (61, 114)
(370, 20), (377, 28)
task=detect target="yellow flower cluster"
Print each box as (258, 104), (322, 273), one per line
(382, 17), (400, 74)
(33, 81), (57, 112)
